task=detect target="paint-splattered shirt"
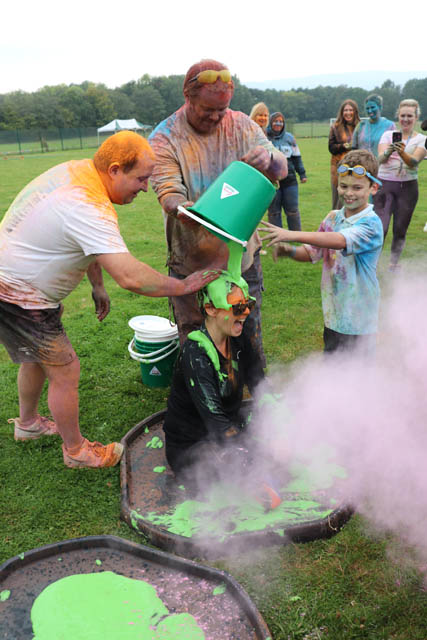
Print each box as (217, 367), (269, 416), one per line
(0, 160), (128, 309)
(163, 325), (264, 450)
(304, 205), (383, 335)
(352, 117), (395, 157)
(149, 106), (276, 275)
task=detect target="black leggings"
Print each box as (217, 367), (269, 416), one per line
(373, 179), (418, 265)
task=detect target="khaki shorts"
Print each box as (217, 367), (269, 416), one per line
(0, 299), (76, 365)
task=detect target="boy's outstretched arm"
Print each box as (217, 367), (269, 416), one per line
(273, 243), (311, 262)
(259, 221), (346, 251)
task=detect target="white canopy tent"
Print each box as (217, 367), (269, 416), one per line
(97, 119), (151, 144)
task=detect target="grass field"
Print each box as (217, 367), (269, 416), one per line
(1, 140), (427, 639)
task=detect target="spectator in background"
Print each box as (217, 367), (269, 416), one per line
(374, 99), (426, 271)
(352, 94), (395, 157)
(250, 102), (270, 255)
(329, 100), (360, 209)
(249, 102), (270, 132)
(266, 112), (307, 231)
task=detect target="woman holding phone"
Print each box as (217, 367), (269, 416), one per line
(374, 99), (427, 270)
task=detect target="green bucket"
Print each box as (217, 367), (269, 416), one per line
(185, 161), (276, 246)
(128, 316), (180, 388)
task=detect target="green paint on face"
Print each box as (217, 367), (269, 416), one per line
(188, 331), (227, 382)
(0, 590), (11, 602)
(153, 466), (167, 473)
(146, 436), (163, 449)
(30, 572), (205, 639)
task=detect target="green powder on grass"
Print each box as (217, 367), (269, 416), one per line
(31, 571), (204, 640)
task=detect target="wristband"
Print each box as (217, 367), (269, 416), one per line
(289, 245), (297, 258)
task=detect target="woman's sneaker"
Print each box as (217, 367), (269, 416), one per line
(62, 438), (124, 469)
(9, 415), (58, 441)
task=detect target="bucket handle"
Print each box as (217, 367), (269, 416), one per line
(128, 338), (179, 364)
(177, 206), (248, 247)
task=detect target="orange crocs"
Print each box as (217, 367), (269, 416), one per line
(9, 415), (58, 442)
(62, 438), (124, 469)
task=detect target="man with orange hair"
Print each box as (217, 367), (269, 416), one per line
(149, 59), (287, 366)
(0, 131), (218, 469)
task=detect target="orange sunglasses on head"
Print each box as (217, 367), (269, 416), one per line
(188, 69), (232, 85)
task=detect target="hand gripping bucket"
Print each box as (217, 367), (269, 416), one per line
(128, 316), (179, 388)
(177, 161), (276, 247)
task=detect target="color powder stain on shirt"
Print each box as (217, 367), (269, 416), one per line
(0, 590), (11, 602)
(153, 466), (167, 473)
(31, 571), (205, 640)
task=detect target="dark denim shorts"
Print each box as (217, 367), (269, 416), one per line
(0, 299), (76, 365)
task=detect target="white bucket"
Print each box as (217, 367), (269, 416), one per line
(128, 315), (179, 343)
(128, 315), (180, 388)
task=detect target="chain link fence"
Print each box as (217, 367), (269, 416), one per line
(0, 121), (331, 156)
(0, 128), (102, 155)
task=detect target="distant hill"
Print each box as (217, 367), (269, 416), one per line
(245, 70), (427, 91)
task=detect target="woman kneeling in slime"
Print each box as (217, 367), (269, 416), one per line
(163, 271), (281, 508)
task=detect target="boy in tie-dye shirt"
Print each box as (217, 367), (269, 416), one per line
(260, 150), (384, 354)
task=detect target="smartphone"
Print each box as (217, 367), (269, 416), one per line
(392, 131), (402, 143)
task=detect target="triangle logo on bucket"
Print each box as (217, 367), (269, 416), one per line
(149, 366), (162, 377)
(220, 183), (239, 199)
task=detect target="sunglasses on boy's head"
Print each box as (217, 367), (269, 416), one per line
(231, 299), (256, 316)
(188, 69), (232, 85)
(337, 164), (382, 186)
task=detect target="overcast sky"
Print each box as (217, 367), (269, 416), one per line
(2, 0), (426, 94)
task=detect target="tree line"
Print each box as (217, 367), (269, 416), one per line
(1, 74), (426, 131)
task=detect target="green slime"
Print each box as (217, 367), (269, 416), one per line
(31, 571), (205, 640)
(188, 330), (227, 382)
(131, 455), (346, 541)
(201, 242), (252, 310)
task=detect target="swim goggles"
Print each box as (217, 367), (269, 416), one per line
(337, 164), (382, 186)
(231, 299), (256, 316)
(188, 69), (232, 85)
